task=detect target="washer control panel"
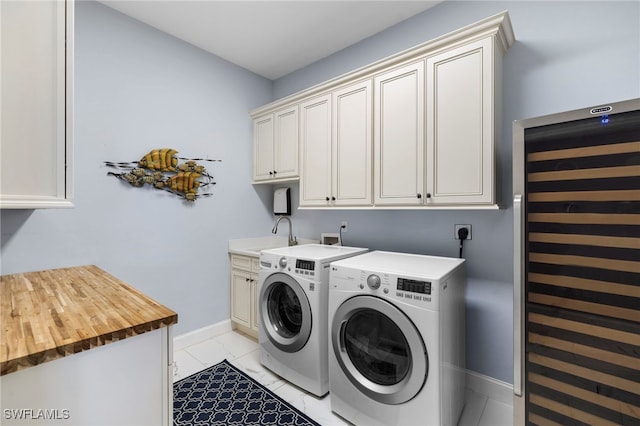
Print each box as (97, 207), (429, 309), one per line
(397, 278), (431, 295)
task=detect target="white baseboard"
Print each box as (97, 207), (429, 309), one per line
(173, 319), (233, 351)
(465, 369), (513, 405)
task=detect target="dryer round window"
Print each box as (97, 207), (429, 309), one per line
(331, 295), (428, 405)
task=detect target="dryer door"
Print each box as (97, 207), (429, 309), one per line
(260, 272), (312, 353)
(331, 295), (428, 405)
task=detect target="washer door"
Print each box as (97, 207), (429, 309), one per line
(260, 272), (312, 353)
(331, 295), (428, 405)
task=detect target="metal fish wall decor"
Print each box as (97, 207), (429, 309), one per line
(105, 148), (221, 202)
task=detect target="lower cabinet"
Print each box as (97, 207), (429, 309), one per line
(0, 327), (173, 426)
(230, 254), (260, 338)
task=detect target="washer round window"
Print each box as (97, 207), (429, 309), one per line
(260, 272), (312, 353)
(268, 283), (302, 338)
(344, 310), (410, 386)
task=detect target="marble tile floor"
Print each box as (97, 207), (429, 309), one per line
(173, 330), (513, 426)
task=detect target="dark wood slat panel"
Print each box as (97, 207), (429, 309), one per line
(527, 322), (640, 360)
(528, 201), (640, 215)
(529, 282), (640, 311)
(529, 241), (639, 262)
(529, 252), (640, 274)
(527, 141), (640, 161)
(528, 312), (640, 346)
(528, 404), (591, 426)
(529, 292), (640, 322)
(528, 412), (565, 426)
(528, 381), (640, 425)
(528, 393), (620, 426)
(527, 152), (640, 174)
(529, 233), (640, 249)
(528, 165), (640, 182)
(529, 262), (639, 287)
(529, 352), (639, 396)
(528, 352), (640, 404)
(528, 303), (640, 335)
(528, 176), (640, 194)
(529, 332), (639, 370)
(528, 213), (640, 225)
(529, 190), (640, 202)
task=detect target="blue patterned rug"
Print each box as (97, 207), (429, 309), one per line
(173, 359), (320, 425)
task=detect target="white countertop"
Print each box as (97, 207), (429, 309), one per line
(228, 236), (319, 257)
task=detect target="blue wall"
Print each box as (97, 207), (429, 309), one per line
(1, 1), (637, 385)
(0, 1), (276, 335)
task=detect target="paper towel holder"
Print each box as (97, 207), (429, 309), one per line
(273, 187), (291, 215)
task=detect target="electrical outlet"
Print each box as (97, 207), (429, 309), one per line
(341, 221), (348, 233)
(454, 224), (472, 240)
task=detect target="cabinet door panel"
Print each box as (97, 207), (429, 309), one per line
(231, 270), (251, 328)
(250, 273), (259, 332)
(274, 106), (298, 179)
(300, 94), (332, 206)
(426, 38), (494, 204)
(374, 62), (425, 205)
(333, 81), (372, 206)
(1, 0), (73, 208)
(253, 114), (275, 181)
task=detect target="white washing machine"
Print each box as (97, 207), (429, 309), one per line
(328, 251), (466, 426)
(258, 244), (368, 396)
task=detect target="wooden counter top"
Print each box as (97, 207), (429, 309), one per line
(1, 265), (177, 376)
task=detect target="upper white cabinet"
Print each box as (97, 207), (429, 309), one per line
(299, 94), (332, 206)
(253, 105), (298, 182)
(251, 11), (514, 209)
(332, 80), (372, 206)
(426, 37), (496, 205)
(0, 0), (74, 208)
(374, 62), (425, 206)
(299, 80), (372, 207)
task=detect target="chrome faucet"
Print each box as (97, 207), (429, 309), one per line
(272, 216), (297, 246)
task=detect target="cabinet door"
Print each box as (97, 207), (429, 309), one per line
(250, 272), (259, 333)
(273, 106), (299, 179)
(426, 38), (494, 205)
(300, 94), (332, 206)
(0, 0), (73, 208)
(374, 62), (425, 205)
(230, 269), (252, 328)
(333, 81), (372, 206)
(253, 114), (275, 181)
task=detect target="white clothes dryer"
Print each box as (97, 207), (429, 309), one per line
(328, 251), (466, 426)
(258, 244), (368, 396)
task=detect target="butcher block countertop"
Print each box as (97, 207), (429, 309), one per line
(0, 265), (178, 376)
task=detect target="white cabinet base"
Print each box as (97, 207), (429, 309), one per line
(0, 328), (173, 426)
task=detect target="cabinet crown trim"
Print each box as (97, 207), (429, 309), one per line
(250, 10), (514, 117)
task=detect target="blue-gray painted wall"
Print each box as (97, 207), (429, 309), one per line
(1, 1), (637, 385)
